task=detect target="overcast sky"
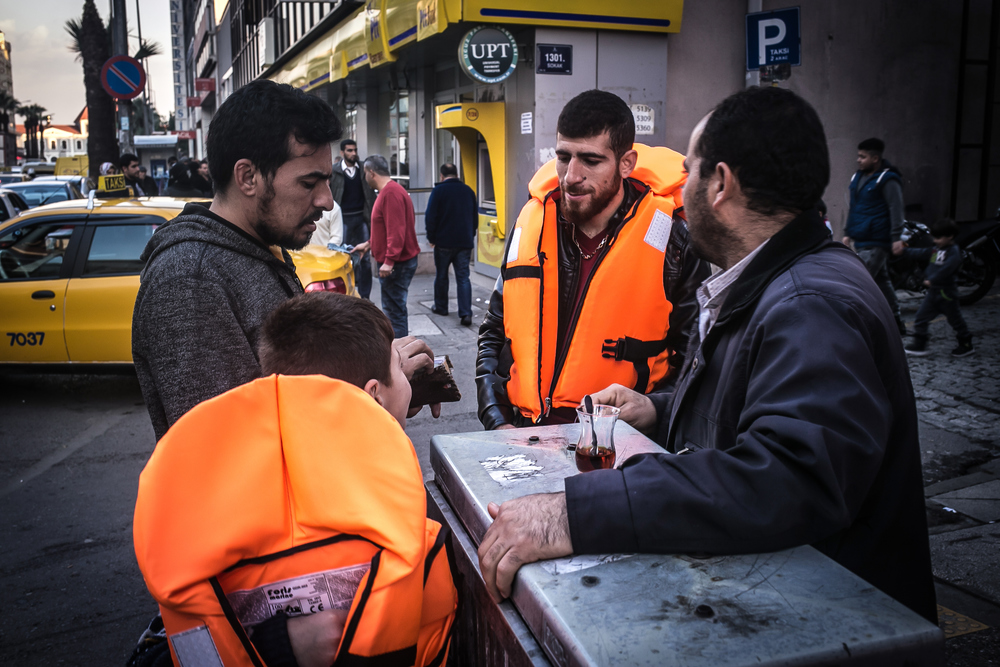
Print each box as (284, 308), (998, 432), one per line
(1, 0), (173, 126)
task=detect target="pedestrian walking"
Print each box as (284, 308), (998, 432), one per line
(330, 139), (377, 299)
(476, 89), (708, 430)
(364, 154), (420, 337)
(425, 163), (478, 326)
(904, 218), (975, 357)
(476, 87), (937, 626)
(843, 137), (908, 335)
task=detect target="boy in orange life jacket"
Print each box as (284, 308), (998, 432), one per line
(134, 293), (457, 667)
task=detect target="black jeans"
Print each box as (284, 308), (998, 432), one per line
(913, 288), (970, 340)
(433, 247), (473, 318)
(343, 210), (371, 299)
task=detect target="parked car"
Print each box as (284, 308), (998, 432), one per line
(0, 195), (357, 366)
(0, 180), (85, 208)
(34, 174), (97, 197)
(0, 172), (26, 186)
(0, 189), (29, 222)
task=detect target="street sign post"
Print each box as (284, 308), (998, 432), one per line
(746, 7), (800, 70)
(100, 55), (147, 100)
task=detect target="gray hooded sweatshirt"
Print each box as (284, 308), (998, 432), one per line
(132, 203), (303, 441)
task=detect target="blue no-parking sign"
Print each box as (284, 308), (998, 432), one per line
(100, 55), (146, 100)
(746, 7), (800, 70)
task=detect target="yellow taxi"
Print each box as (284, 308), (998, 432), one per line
(0, 187), (356, 367)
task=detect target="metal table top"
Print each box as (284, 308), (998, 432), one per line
(430, 422), (944, 667)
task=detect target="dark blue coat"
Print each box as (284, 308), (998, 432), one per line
(424, 178), (477, 249)
(566, 213), (937, 624)
(845, 164), (902, 248)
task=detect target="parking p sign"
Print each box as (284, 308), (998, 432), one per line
(746, 7), (800, 70)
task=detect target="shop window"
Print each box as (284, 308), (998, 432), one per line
(378, 89), (409, 186)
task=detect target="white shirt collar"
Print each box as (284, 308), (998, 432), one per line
(696, 240), (769, 342)
(342, 161), (357, 178)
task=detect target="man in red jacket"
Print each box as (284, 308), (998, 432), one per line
(363, 154), (421, 337)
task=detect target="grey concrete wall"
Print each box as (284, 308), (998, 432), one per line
(664, 0), (963, 234)
(533, 28), (599, 170)
(596, 31), (670, 149)
(778, 0), (963, 231)
(663, 0), (747, 154)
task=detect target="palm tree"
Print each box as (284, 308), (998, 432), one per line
(66, 0), (118, 180)
(17, 103), (46, 160)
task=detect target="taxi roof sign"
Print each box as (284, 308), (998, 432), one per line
(96, 174), (135, 200)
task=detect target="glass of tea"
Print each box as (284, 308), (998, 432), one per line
(575, 404), (619, 472)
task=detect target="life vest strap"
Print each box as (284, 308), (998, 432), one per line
(208, 576), (266, 667)
(601, 336), (670, 392)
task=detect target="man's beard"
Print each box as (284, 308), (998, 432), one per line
(344, 154), (357, 166)
(686, 179), (739, 268)
(561, 173), (621, 225)
(252, 180), (321, 251)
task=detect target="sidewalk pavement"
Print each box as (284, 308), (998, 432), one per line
(387, 268), (1000, 663)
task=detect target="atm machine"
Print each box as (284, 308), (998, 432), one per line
(434, 102), (506, 277)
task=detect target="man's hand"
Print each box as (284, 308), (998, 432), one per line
(286, 610), (349, 667)
(394, 336), (441, 418)
(379, 262), (394, 278)
(494, 424), (517, 431)
(478, 493), (573, 602)
(923, 279), (931, 287)
(588, 384), (657, 434)
(892, 240), (905, 256)
(352, 241), (370, 259)
(841, 236), (852, 247)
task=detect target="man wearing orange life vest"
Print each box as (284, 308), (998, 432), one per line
(476, 90), (710, 430)
(133, 293), (457, 667)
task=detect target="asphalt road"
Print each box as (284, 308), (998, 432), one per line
(0, 273), (997, 665)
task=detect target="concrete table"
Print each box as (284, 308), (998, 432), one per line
(427, 422), (944, 666)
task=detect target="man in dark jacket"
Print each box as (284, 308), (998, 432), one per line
(137, 166), (159, 196)
(330, 139), (377, 299)
(120, 153), (149, 196)
(843, 137), (907, 335)
(477, 87), (937, 625)
(475, 90), (708, 431)
(425, 163), (478, 325)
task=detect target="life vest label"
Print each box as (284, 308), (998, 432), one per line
(506, 226), (522, 264)
(170, 625), (223, 667)
(226, 563), (371, 626)
(644, 209), (673, 253)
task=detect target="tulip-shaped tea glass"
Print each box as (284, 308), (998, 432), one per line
(575, 404), (619, 471)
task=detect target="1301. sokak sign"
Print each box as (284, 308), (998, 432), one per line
(459, 26), (518, 84)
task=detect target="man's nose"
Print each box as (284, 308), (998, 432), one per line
(316, 180), (334, 211)
(564, 158), (586, 185)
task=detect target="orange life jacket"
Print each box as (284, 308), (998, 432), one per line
(133, 374), (457, 667)
(504, 144), (687, 423)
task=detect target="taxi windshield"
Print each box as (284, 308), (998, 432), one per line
(5, 183), (70, 207)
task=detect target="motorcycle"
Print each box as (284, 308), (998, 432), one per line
(889, 215), (1000, 306)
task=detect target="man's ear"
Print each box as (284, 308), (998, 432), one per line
(232, 158), (259, 197)
(364, 378), (385, 406)
(618, 149), (638, 180)
(710, 161), (739, 209)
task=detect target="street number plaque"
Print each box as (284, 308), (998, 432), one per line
(536, 44), (572, 75)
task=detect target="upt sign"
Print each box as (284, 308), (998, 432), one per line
(746, 7), (801, 70)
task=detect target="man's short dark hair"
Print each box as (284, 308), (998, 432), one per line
(259, 292), (394, 388)
(858, 138), (885, 155)
(440, 163), (458, 178)
(119, 153), (139, 169)
(697, 86), (830, 217)
(167, 157), (177, 166)
(340, 139), (357, 151)
(930, 217), (959, 239)
(207, 79), (342, 193)
(556, 90), (635, 159)
(363, 155), (390, 177)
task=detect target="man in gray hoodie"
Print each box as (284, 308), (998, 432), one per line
(132, 80), (343, 441)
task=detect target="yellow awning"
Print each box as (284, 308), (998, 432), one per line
(462, 0), (683, 33)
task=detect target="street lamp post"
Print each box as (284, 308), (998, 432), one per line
(39, 115), (51, 161)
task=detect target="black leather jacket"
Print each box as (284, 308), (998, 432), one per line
(475, 178), (711, 430)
